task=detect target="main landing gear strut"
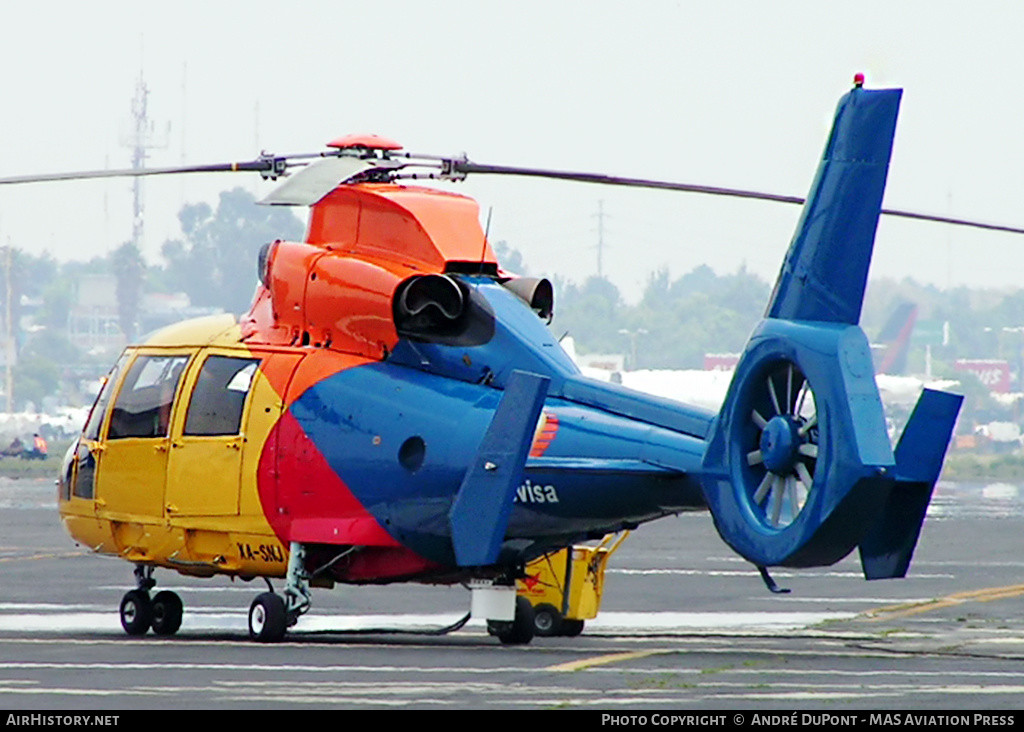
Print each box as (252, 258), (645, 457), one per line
(248, 541), (311, 642)
(118, 565), (184, 637)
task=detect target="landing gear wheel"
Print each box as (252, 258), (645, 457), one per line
(119, 589), (152, 636)
(249, 592), (287, 643)
(151, 590), (184, 636)
(532, 603), (563, 637)
(560, 619), (585, 637)
(488, 596), (536, 645)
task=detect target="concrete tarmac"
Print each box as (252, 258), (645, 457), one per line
(2, 478), (1024, 709)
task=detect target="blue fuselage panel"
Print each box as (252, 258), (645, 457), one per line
(289, 361), (707, 565)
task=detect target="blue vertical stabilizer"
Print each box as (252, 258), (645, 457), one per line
(767, 88), (902, 325)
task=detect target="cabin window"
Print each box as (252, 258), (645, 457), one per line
(82, 353), (130, 441)
(71, 442), (96, 500)
(72, 354), (130, 499)
(184, 356), (260, 436)
(108, 355), (190, 439)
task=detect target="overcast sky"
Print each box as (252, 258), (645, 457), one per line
(1, 1), (1022, 302)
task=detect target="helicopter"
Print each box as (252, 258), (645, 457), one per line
(2, 78), (986, 644)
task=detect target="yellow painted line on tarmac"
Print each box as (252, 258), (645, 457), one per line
(861, 583), (1024, 622)
(545, 649), (666, 672)
(0, 551), (84, 564)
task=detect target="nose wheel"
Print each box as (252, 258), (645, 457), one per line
(119, 589), (153, 636)
(151, 590), (184, 636)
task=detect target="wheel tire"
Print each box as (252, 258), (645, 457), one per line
(249, 592), (288, 643)
(560, 619), (585, 637)
(119, 589), (152, 636)
(151, 590), (184, 636)
(491, 596), (536, 645)
(532, 603), (563, 637)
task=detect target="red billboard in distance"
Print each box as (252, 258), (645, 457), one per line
(704, 353), (740, 371)
(954, 359), (1011, 393)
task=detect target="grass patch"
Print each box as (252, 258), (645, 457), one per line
(700, 664), (734, 675)
(0, 439), (72, 480)
(877, 627), (909, 637)
(628, 676), (695, 690)
(942, 453), (1024, 481)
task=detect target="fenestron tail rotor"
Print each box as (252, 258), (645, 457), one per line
(745, 362), (819, 530)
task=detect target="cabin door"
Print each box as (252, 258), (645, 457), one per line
(164, 353), (261, 517)
(94, 352), (191, 519)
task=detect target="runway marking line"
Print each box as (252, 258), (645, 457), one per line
(544, 649), (667, 672)
(0, 551), (84, 564)
(860, 583), (1024, 621)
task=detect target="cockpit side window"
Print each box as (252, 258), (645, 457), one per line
(82, 353), (130, 441)
(184, 356), (261, 436)
(70, 353), (133, 500)
(70, 442), (96, 500)
(108, 355), (190, 439)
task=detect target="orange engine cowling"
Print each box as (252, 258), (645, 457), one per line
(241, 182), (501, 358)
(243, 240), (417, 358)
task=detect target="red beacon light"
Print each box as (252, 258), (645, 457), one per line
(853, 73), (866, 88)
(327, 133), (403, 151)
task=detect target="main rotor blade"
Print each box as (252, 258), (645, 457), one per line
(877, 207), (1024, 235)
(0, 159), (284, 185)
(452, 160), (1024, 236)
(5, 148), (1024, 237)
(452, 160), (805, 205)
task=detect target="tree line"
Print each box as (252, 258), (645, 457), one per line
(5, 191), (1024, 416)
(2, 188), (303, 409)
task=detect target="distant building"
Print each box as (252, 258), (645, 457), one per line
(68, 274), (123, 355)
(703, 353), (739, 371)
(68, 276), (223, 354)
(576, 353), (625, 374)
(138, 292), (222, 335)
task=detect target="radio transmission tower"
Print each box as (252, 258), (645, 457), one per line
(120, 73), (168, 249)
(592, 200), (609, 277)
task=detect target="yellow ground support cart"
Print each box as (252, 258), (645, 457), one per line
(517, 532), (629, 637)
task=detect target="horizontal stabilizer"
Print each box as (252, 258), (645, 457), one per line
(449, 370), (550, 566)
(859, 389), (963, 580)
